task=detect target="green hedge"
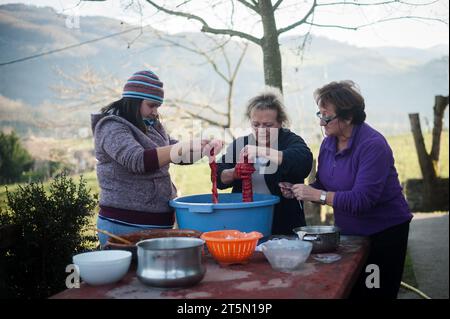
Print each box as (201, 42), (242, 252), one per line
(0, 173), (98, 299)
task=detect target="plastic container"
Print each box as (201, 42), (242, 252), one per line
(201, 230), (263, 265)
(259, 239), (313, 272)
(170, 193), (280, 237)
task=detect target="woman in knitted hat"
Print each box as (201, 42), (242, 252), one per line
(91, 70), (223, 246)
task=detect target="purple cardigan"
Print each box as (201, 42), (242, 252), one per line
(311, 123), (412, 236)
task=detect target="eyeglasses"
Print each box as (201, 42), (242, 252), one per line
(316, 111), (337, 125)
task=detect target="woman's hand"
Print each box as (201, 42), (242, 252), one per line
(166, 139), (223, 165)
(291, 184), (322, 202)
(202, 139), (224, 159)
(170, 139), (208, 163)
(278, 182), (294, 199)
(210, 139), (224, 154)
(240, 145), (282, 165)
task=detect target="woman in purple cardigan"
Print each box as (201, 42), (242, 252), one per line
(280, 80), (413, 299)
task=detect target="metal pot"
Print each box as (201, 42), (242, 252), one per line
(136, 237), (206, 288)
(104, 229), (202, 261)
(292, 226), (341, 253)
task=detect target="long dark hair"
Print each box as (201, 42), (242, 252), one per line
(101, 98), (147, 133)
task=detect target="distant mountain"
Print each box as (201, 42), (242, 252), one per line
(0, 3), (448, 141)
(373, 44), (449, 65)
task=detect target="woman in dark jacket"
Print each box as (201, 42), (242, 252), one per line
(216, 88), (313, 235)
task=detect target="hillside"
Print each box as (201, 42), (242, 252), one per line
(0, 3), (448, 143)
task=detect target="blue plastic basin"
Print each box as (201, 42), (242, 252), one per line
(169, 193), (280, 237)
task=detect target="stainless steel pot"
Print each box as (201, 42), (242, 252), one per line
(292, 226), (340, 253)
(136, 237), (206, 288)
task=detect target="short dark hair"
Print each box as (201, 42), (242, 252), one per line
(245, 87), (290, 127)
(101, 98), (147, 133)
(313, 80), (366, 125)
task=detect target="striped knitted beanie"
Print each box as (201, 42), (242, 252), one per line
(122, 70), (164, 105)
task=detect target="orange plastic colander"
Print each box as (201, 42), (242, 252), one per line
(200, 230), (263, 265)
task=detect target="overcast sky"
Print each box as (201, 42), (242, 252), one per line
(1, 0), (449, 49)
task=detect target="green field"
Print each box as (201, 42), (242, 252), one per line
(1, 131), (448, 211)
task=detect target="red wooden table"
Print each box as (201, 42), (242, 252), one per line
(51, 236), (368, 299)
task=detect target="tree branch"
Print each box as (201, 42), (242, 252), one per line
(304, 15), (448, 31)
(277, 0), (317, 35)
(145, 0), (261, 44)
(317, 0), (441, 7)
(166, 100), (227, 128)
(277, 0), (447, 34)
(201, 25), (261, 44)
(207, 34), (233, 79)
(302, 22), (358, 30)
(230, 0), (236, 28)
(273, 0), (284, 11)
(176, 0), (194, 8)
(237, 0), (260, 14)
(145, 0), (206, 24)
(170, 98), (229, 117)
(154, 33), (230, 82)
(231, 42), (249, 81)
(356, 15), (449, 27)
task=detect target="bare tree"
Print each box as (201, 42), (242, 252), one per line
(50, 32), (249, 139)
(409, 95), (449, 185)
(408, 95), (449, 210)
(153, 31), (249, 138)
(45, 65), (122, 132)
(51, 65), (122, 110)
(118, 0), (447, 92)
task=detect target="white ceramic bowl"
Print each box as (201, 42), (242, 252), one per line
(260, 239), (313, 272)
(73, 250), (132, 285)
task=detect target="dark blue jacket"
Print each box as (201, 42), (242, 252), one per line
(216, 128), (313, 235)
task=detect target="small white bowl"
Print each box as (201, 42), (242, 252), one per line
(73, 250), (132, 285)
(260, 239), (312, 272)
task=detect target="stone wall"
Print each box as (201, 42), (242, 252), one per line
(404, 178), (449, 212)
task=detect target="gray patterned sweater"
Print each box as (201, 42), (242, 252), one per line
(91, 113), (177, 216)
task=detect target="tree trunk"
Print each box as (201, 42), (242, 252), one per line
(408, 95), (449, 211)
(409, 113), (437, 185)
(430, 95), (449, 164)
(259, 0), (283, 92)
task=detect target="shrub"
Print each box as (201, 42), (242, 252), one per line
(0, 172), (98, 299)
(21, 160), (75, 183)
(0, 131), (34, 184)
